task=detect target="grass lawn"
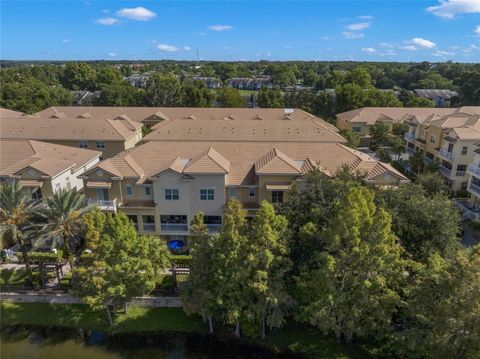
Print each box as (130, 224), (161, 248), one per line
(1, 302), (371, 358)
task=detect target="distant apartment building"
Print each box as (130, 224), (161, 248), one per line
(191, 76), (222, 89)
(125, 74), (150, 88)
(81, 109), (408, 246)
(71, 91), (101, 106)
(336, 107), (456, 147)
(403, 107), (480, 191)
(0, 115), (143, 160)
(227, 77), (272, 90)
(0, 139), (100, 198)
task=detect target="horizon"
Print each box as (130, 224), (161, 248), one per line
(1, 0), (479, 63)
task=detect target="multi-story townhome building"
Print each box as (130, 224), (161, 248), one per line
(0, 116), (143, 160)
(404, 108), (480, 190)
(337, 107), (459, 147)
(82, 113), (408, 247)
(0, 139), (101, 198)
(466, 146), (480, 209)
(34, 106), (340, 132)
(436, 126), (480, 191)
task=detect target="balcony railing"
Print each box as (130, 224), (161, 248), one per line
(438, 148), (455, 161)
(467, 164), (480, 178)
(439, 165), (452, 178)
(206, 224), (222, 233)
(406, 146), (415, 155)
(468, 182), (480, 196)
(88, 198), (117, 211)
(160, 223), (188, 232)
(456, 170), (466, 177)
(404, 132), (415, 142)
(424, 156), (434, 164)
(142, 223), (156, 232)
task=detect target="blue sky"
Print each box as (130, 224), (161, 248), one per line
(1, 0), (479, 62)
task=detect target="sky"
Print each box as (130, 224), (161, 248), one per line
(1, 0), (479, 62)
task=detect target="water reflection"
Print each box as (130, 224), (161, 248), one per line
(1, 326), (303, 359)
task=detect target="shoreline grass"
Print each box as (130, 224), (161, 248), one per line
(1, 302), (371, 358)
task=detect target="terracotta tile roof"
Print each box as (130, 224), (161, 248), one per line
(35, 106), (338, 131)
(255, 148), (302, 174)
(0, 117), (142, 141)
(184, 147), (231, 174)
(145, 118), (346, 143)
(337, 107), (462, 125)
(89, 141), (408, 186)
(0, 139), (101, 178)
(0, 108), (24, 119)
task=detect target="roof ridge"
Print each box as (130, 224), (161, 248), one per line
(123, 154), (144, 177)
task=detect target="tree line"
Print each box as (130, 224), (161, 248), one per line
(0, 169), (478, 357)
(1, 61), (479, 117)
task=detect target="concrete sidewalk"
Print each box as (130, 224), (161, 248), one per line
(0, 292), (182, 307)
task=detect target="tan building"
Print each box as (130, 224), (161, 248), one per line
(34, 106), (339, 131)
(404, 108), (480, 191)
(336, 107), (458, 147)
(0, 139), (101, 198)
(82, 114), (408, 245)
(0, 116), (143, 160)
(466, 147), (480, 210)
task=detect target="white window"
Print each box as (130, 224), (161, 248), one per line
(126, 185), (133, 196)
(248, 187), (255, 198)
(96, 141), (106, 149)
(65, 178), (71, 190)
(352, 126), (361, 133)
(229, 187), (237, 198)
(461, 146), (468, 155)
(430, 135), (436, 144)
(144, 185), (152, 197)
(200, 189), (214, 201)
(272, 191), (284, 204)
(55, 183), (61, 192)
(165, 188), (179, 200)
(79, 140), (88, 149)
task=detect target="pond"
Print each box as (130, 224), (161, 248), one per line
(1, 325), (303, 359)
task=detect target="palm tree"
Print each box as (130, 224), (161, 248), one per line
(36, 189), (91, 269)
(0, 182), (38, 283)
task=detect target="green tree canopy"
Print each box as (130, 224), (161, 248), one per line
(216, 87), (246, 108)
(296, 185), (406, 343)
(145, 73), (182, 106)
(257, 87), (284, 108)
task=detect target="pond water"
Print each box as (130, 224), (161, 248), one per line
(1, 326), (302, 359)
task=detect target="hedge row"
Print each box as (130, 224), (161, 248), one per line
(27, 251), (63, 263)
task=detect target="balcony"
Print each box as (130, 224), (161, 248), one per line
(456, 171), (466, 177)
(142, 223), (156, 232)
(406, 146), (415, 156)
(206, 224), (221, 233)
(439, 165), (452, 178)
(160, 223), (188, 232)
(424, 156), (434, 164)
(468, 182), (480, 197)
(404, 132), (415, 142)
(467, 164), (480, 178)
(88, 198), (117, 212)
(437, 148), (454, 161)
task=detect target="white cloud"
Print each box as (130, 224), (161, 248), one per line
(116, 7), (156, 21)
(342, 31), (365, 39)
(433, 50), (455, 56)
(358, 15), (374, 20)
(362, 47), (377, 54)
(183, 46), (191, 51)
(426, 0), (480, 19)
(410, 37), (437, 49)
(399, 45), (418, 51)
(346, 22), (370, 31)
(475, 25), (480, 35)
(379, 42), (395, 48)
(61, 39), (71, 43)
(96, 17), (119, 25)
(157, 44), (179, 52)
(107, 52), (117, 57)
(208, 25), (233, 31)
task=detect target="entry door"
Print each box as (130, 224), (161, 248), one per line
(96, 188), (110, 202)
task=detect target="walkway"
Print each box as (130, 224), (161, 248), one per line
(0, 292), (182, 307)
